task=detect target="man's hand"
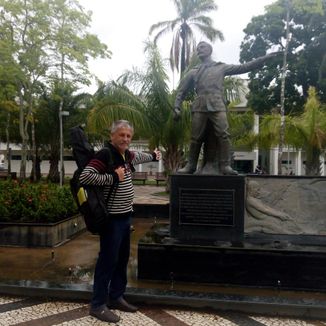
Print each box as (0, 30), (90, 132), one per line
(115, 166), (125, 182)
(173, 107), (181, 121)
(153, 148), (162, 161)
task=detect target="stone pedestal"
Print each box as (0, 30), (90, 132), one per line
(170, 174), (245, 244)
(137, 175), (326, 290)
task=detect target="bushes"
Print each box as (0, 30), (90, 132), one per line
(0, 180), (78, 223)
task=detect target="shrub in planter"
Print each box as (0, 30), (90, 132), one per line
(0, 180), (78, 223)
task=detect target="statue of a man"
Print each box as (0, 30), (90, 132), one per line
(174, 41), (280, 175)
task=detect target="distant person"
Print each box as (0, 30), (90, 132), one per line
(80, 120), (161, 323)
(174, 41), (281, 175)
(255, 165), (262, 174)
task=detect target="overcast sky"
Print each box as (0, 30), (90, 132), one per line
(78, 0), (275, 92)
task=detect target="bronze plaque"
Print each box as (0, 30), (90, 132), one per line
(179, 188), (234, 226)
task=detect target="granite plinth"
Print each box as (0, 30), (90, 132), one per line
(138, 224), (326, 290)
(170, 174), (245, 244)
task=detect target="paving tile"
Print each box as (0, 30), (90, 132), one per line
(250, 315), (326, 326)
(0, 296), (24, 305)
(54, 310), (161, 326)
(0, 300), (86, 326)
(140, 307), (188, 325)
(15, 306), (89, 326)
(165, 309), (238, 326)
(0, 298), (42, 314)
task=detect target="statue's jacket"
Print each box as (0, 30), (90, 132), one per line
(175, 54), (272, 113)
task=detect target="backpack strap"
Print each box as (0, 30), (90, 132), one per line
(96, 146), (118, 210)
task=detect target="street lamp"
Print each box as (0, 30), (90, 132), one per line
(59, 110), (70, 186)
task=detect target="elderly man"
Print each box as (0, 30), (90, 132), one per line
(80, 120), (161, 323)
(174, 41), (280, 175)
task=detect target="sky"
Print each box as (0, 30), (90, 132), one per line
(78, 0), (276, 92)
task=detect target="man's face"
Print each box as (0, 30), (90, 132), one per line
(111, 127), (133, 154)
(196, 42), (212, 60)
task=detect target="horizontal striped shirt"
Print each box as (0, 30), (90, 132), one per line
(79, 148), (154, 215)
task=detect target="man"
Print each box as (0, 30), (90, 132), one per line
(174, 41), (280, 175)
(79, 120), (161, 323)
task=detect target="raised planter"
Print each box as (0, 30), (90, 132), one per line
(0, 215), (86, 247)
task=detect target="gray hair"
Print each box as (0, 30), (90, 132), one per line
(110, 120), (134, 134)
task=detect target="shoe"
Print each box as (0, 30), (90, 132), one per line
(109, 297), (138, 312)
(90, 305), (120, 323)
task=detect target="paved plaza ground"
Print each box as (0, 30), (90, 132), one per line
(0, 185), (326, 325)
(1, 294), (326, 325)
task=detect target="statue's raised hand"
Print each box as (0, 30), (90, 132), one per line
(268, 51), (283, 58)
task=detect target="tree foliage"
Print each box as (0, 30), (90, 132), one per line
(240, 0), (326, 115)
(36, 82), (92, 182)
(244, 87), (326, 175)
(0, 0), (110, 180)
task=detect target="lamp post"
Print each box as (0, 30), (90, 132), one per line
(59, 110), (70, 186)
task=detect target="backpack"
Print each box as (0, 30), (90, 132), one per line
(69, 125), (113, 234)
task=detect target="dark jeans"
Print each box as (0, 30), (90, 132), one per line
(91, 212), (131, 308)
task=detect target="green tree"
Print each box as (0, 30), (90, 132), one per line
(35, 82), (92, 182)
(119, 42), (193, 178)
(47, 0), (111, 184)
(149, 0), (223, 76)
(0, 0), (111, 181)
(0, 0), (51, 179)
(245, 87), (326, 175)
(240, 0), (325, 115)
(87, 81), (147, 139)
(291, 87), (326, 175)
(0, 42), (21, 173)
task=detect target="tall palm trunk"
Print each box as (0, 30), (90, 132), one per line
(180, 23), (187, 76)
(278, 0), (291, 175)
(306, 147), (321, 175)
(48, 146), (60, 183)
(5, 112), (11, 173)
(19, 87), (28, 179)
(30, 95), (37, 182)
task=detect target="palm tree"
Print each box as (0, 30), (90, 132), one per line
(243, 87), (326, 175)
(290, 87), (326, 175)
(86, 81), (148, 139)
(121, 42), (193, 176)
(149, 0), (224, 76)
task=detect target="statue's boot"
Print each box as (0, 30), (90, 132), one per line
(177, 142), (201, 174)
(219, 138), (238, 175)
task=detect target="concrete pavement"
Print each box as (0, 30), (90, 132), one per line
(0, 294), (326, 325)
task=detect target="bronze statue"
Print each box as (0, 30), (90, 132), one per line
(174, 41), (280, 175)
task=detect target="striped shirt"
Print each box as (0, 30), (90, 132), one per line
(79, 145), (155, 215)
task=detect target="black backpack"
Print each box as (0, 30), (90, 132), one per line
(69, 126), (113, 234)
